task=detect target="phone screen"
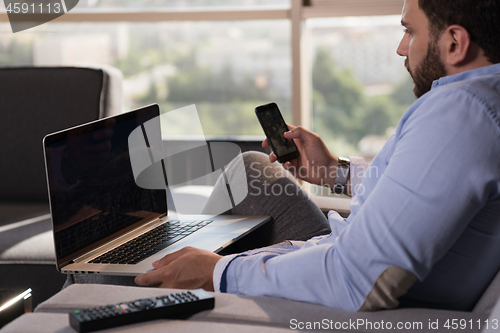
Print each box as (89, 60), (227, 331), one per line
(256, 103), (298, 163)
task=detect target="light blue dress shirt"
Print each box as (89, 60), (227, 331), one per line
(213, 63), (500, 312)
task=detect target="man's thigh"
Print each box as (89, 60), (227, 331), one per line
(203, 151), (331, 249)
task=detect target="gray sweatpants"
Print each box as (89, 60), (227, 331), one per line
(63, 151), (331, 287)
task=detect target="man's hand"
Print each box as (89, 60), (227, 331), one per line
(134, 247), (222, 291)
(263, 125), (338, 188)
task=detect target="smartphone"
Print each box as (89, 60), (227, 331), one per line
(255, 102), (299, 163)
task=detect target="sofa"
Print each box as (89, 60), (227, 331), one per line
(0, 65), (123, 309)
(3, 272), (500, 333)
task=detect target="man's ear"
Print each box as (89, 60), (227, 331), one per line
(440, 25), (471, 67)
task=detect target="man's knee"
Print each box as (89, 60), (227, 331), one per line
(242, 151), (271, 172)
(242, 151), (289, 182)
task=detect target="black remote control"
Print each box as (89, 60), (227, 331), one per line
(69, 289), (215, 333)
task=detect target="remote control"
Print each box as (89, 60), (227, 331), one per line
(69, 289), (215, 333)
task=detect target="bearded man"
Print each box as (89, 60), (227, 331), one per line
(133, 0), (500, 312)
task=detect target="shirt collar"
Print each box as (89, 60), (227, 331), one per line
(431, 63), (500, 89)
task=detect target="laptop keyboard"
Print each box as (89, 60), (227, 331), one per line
(89, 220), (212, 265)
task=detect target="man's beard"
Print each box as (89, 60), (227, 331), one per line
(405, 40), (448, 98)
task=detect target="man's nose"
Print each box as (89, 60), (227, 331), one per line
(397, 33), (409, 57)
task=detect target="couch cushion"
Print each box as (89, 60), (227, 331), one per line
(2, 313), (67, 333)
(473, 268), (500, 314)
(0, 201), (49, 227)
(34, 284), (488, 332)
(0, 214), (54, 264)
(2, 313), (290, 333)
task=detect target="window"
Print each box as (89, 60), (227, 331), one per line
(308, 15), (415, 159)
(0, 20), (291, 136)
(0, 0), (411, 145)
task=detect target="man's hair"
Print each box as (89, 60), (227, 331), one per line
(419, 0), (500, 64)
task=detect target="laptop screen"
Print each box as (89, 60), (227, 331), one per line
(43, 105), (167, 266)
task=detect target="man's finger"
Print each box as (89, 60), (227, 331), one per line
(284, 126), (305, 140)
(262, 138), (270, 148)
(135, 267), (167, 287)
(153, 247), (192, 269)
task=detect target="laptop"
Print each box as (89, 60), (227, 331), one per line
(43, 104), (270, 276)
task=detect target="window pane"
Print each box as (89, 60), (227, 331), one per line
(308, 16), (415, 160)
(0, 20), (291, 136)
(73, 0), (290, 10)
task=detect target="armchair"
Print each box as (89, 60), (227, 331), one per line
(0, 65), (122, 308)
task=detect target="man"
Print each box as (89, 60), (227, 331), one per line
(135, 0), (500, 312)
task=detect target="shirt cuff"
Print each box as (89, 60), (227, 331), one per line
(212, 246), (301, 293)
(348, 155), (368, 197)
(212, 254), (240, 293)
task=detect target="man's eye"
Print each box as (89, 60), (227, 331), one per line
(404, 28), (412, 35)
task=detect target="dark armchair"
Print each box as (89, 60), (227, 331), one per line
(0, 65), (122, 308)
